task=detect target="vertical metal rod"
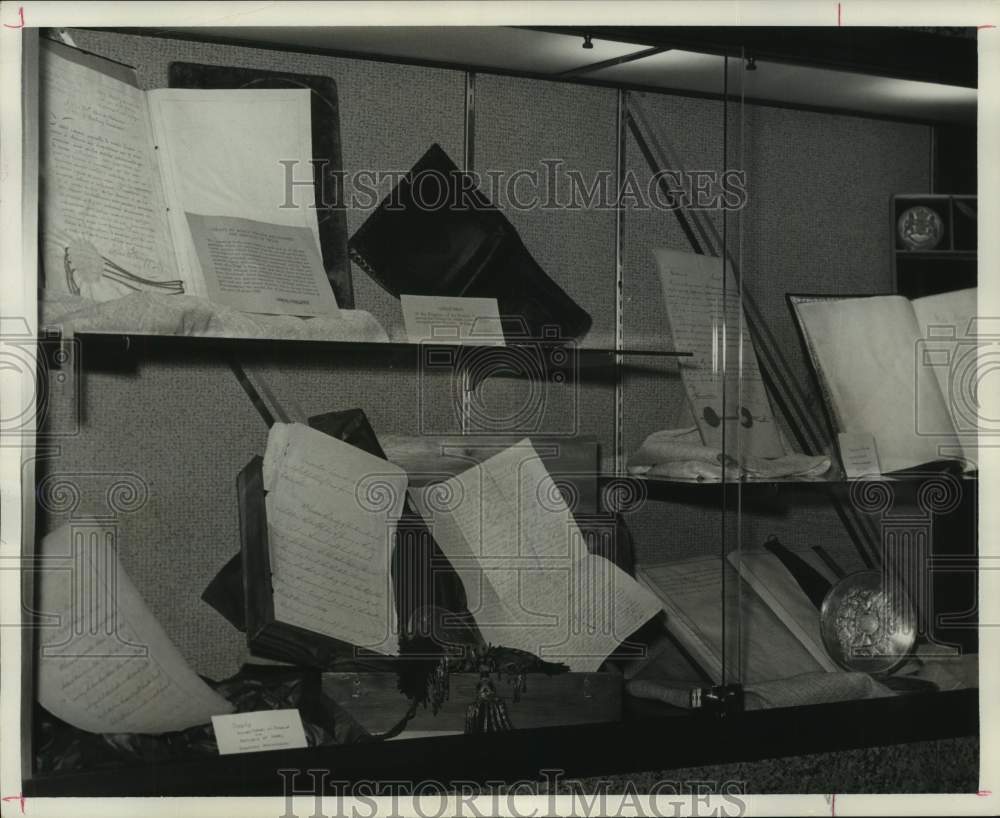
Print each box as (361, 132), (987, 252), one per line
(461, 71), (477, 435)
(734, 48), (746, 691)
(720, 54), (730, 687)
(929, 125), (936, 195)
(615, 89), (627, 475)
(19, 25), (41, 783)
(464, 71), (476, 173)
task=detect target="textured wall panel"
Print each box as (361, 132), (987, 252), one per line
(36, 357), (268, 677)
(473, 75), (617, 450)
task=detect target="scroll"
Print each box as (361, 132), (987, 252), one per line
(36, 524), (233, 734)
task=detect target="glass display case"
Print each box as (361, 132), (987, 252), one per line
(14, 22), (980, 797)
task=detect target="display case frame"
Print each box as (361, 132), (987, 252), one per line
(16, 23), (982, 797)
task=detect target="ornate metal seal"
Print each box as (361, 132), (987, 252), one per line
(897, 205), (944, 251)
(820, 570), (916, 673)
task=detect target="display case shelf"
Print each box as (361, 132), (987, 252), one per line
(41, 330), (691, 370)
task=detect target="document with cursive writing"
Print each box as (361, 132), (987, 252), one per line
(262, 422), (405, 655)
(410, 439), (661, 670)
(653, 248), (784, 459)
(37, 524), (233, 734)
(39, 40), (339, 317)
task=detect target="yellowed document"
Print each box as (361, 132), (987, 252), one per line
(148, 88), (327, 310)
(263, 423), (405, 655)
(912, 287), (978, 464)
(39, 40), (179, 300)
(653, 249), (785, 459)
(727, 550), (840, 672)
(410, 440), (661, 670)
(793, 293), (969, 472)
(40, 42), (339, 318)
(637, 555), (829, 684)
(37, 525), (233, 734)
(187, 214), (339, 317)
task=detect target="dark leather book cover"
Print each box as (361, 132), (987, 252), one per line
(238, 456), (375, 669)
(349, 143), (592, 341)
(168, 61), (354, 309)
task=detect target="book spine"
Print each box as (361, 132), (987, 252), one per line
(634, 569), (723, 682)
(730, 559), (839, 673)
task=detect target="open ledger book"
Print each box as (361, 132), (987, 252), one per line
(636, 548), (840, 685)
(40, 39), (339, 317)
(790, 288), (977, 473)
(254, 423), (662, 671)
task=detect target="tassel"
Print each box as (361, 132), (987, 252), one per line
(464, 677), (513, 734)
(429, 656), (450, 714)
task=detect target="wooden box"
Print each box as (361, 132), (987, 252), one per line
(323, 671), (622, 740)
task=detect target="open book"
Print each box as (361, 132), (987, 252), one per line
(247, 423), (661, 671)
(245, 423), (407, 662)
(636, 548), (840, 685)
(40, 39), (340, 317)
(789, 288), (977, 473)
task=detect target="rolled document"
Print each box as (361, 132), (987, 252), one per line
(627, 671), (895, 711)
(37, 524), (234, 734)
(627, 427), (831, 481)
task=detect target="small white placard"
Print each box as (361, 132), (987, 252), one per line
(401, 294), (505, 346)
(838, 432), (882, 479)
(212, 709), (307, 755)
